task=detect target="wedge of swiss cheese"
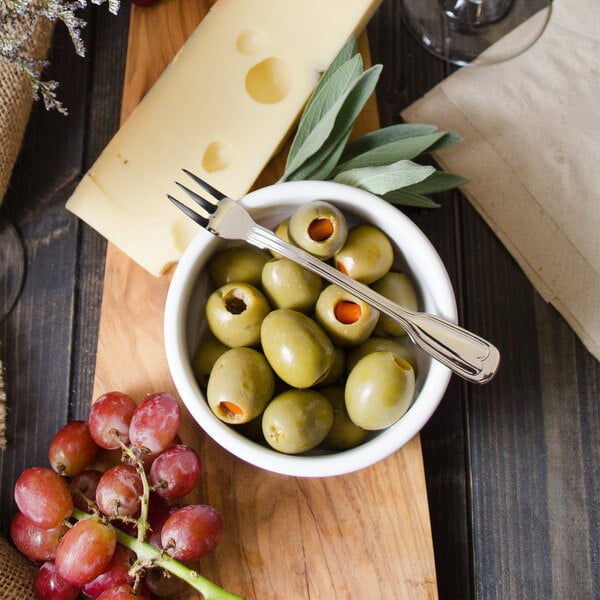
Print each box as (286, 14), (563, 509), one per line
(66, 0), (382, 276)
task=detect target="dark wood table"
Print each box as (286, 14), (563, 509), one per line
(1, 2), (598, 598)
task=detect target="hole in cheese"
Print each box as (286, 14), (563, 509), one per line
(171, 214), (199, 254)
(236, 30), (265, 55)
(245, 57), (291, 104)
(202, 140), (233, 173)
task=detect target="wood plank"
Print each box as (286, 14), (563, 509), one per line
(368, 5), (473, 597)
(92, 1), (439, 598)
(71, 5), (132, 418)
(461, 198), (600, 599)
(0, 18), (97, 531)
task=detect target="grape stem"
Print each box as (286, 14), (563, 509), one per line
(71, 508), (244, 600)
(114, 433), (151, 543)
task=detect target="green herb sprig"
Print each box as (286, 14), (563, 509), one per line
(280, 37), (468, 208)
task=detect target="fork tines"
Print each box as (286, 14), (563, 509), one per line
(167, 170), (227, 228)
(182, 169), (226, 200)
(167, 194), (209, 228)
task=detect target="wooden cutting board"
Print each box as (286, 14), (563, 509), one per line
(92, 1), (438, 597)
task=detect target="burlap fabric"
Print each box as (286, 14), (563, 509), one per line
(0, 350), (6, 449)
(0, 534), (36, 598)
(0, 17), (54, 205)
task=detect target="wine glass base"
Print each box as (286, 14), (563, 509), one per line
(400, 0), (552, 67)
(0, 211), (25, 323)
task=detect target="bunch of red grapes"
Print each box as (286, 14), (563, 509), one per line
(10, 391), (232, 600)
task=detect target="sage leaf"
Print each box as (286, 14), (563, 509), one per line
(333, 160), (436, 195)
(402, 170), (470, 194)
(283, 64), (383, 182)
(425, 131), (462, 153)
(333, 132), (448, 173)
(315, 37), (359, 91)
(383, 189), (441, 208)
(279, 35), (467, 209)
(340, 123), (439, 161)
(284, 54), (364, 174)
(283, 125), (350, 182)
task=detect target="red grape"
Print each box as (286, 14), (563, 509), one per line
(55, 517), (117, 585)
(96, 465), (143, 518)
(82, 544), (136, 598)
(146, 491), (170, 524)
(12, 390), (233, 600)
(147, 502), (182, 550)
(96, 583), (148, 600)
(129, 392), (181, 455)
(145, 567), (190, 598)
(149, 444), (201, 499)
(89, 391), (137, 450)
(14, 467), (73, 529)
(160, 504), (223, 561)
(34, 561), (80, 600)
(10, 512), (68, 562)
(48, 420), (99, 476)
(69, 468), (103, 512)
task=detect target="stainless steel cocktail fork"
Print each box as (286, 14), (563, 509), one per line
(167, 170), (500, 384)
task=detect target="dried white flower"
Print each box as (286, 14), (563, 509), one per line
(0, 0), (121, 114)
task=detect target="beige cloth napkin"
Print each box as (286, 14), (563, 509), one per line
(402, 0), (600, 362)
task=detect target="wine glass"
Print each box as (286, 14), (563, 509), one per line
(0, 209), (25, 323)
(399, 0), (552, 67)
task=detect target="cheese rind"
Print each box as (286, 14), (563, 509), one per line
(66, 0), (382, 276)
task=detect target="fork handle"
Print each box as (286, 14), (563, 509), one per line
(247, 225), (500, 384)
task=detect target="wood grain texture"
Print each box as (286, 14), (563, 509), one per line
(460, 198), (600, 600)
(0, 6), (131, 533)
(91, 1), (438, 598)
(2, 1), (599, 599)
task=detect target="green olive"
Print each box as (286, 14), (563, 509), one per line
(319, 386), (367, 450)
(205, 282), (271, 347)
(334, 224), (394, 284)
(316, 345), (345, 386)
(208, 245), (271, 288)
(372, 272), (419, 336)
(261, 389), (334, 454)
(192, 329), (230, 386)
(260, 309), (335, 388)
(270, 218), (291, 259)
(261, 257), (323, 313)
(207, 347), (275, 424)
(347, 336), (418, 373)
(288, 200), (348, 259)
(314, 284), (379, 346)
(345, 351), (415, 430)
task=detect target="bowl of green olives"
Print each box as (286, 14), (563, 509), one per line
(164, 180), (457, 477)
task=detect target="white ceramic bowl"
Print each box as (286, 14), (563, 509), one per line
(164, 181), (457, 477)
